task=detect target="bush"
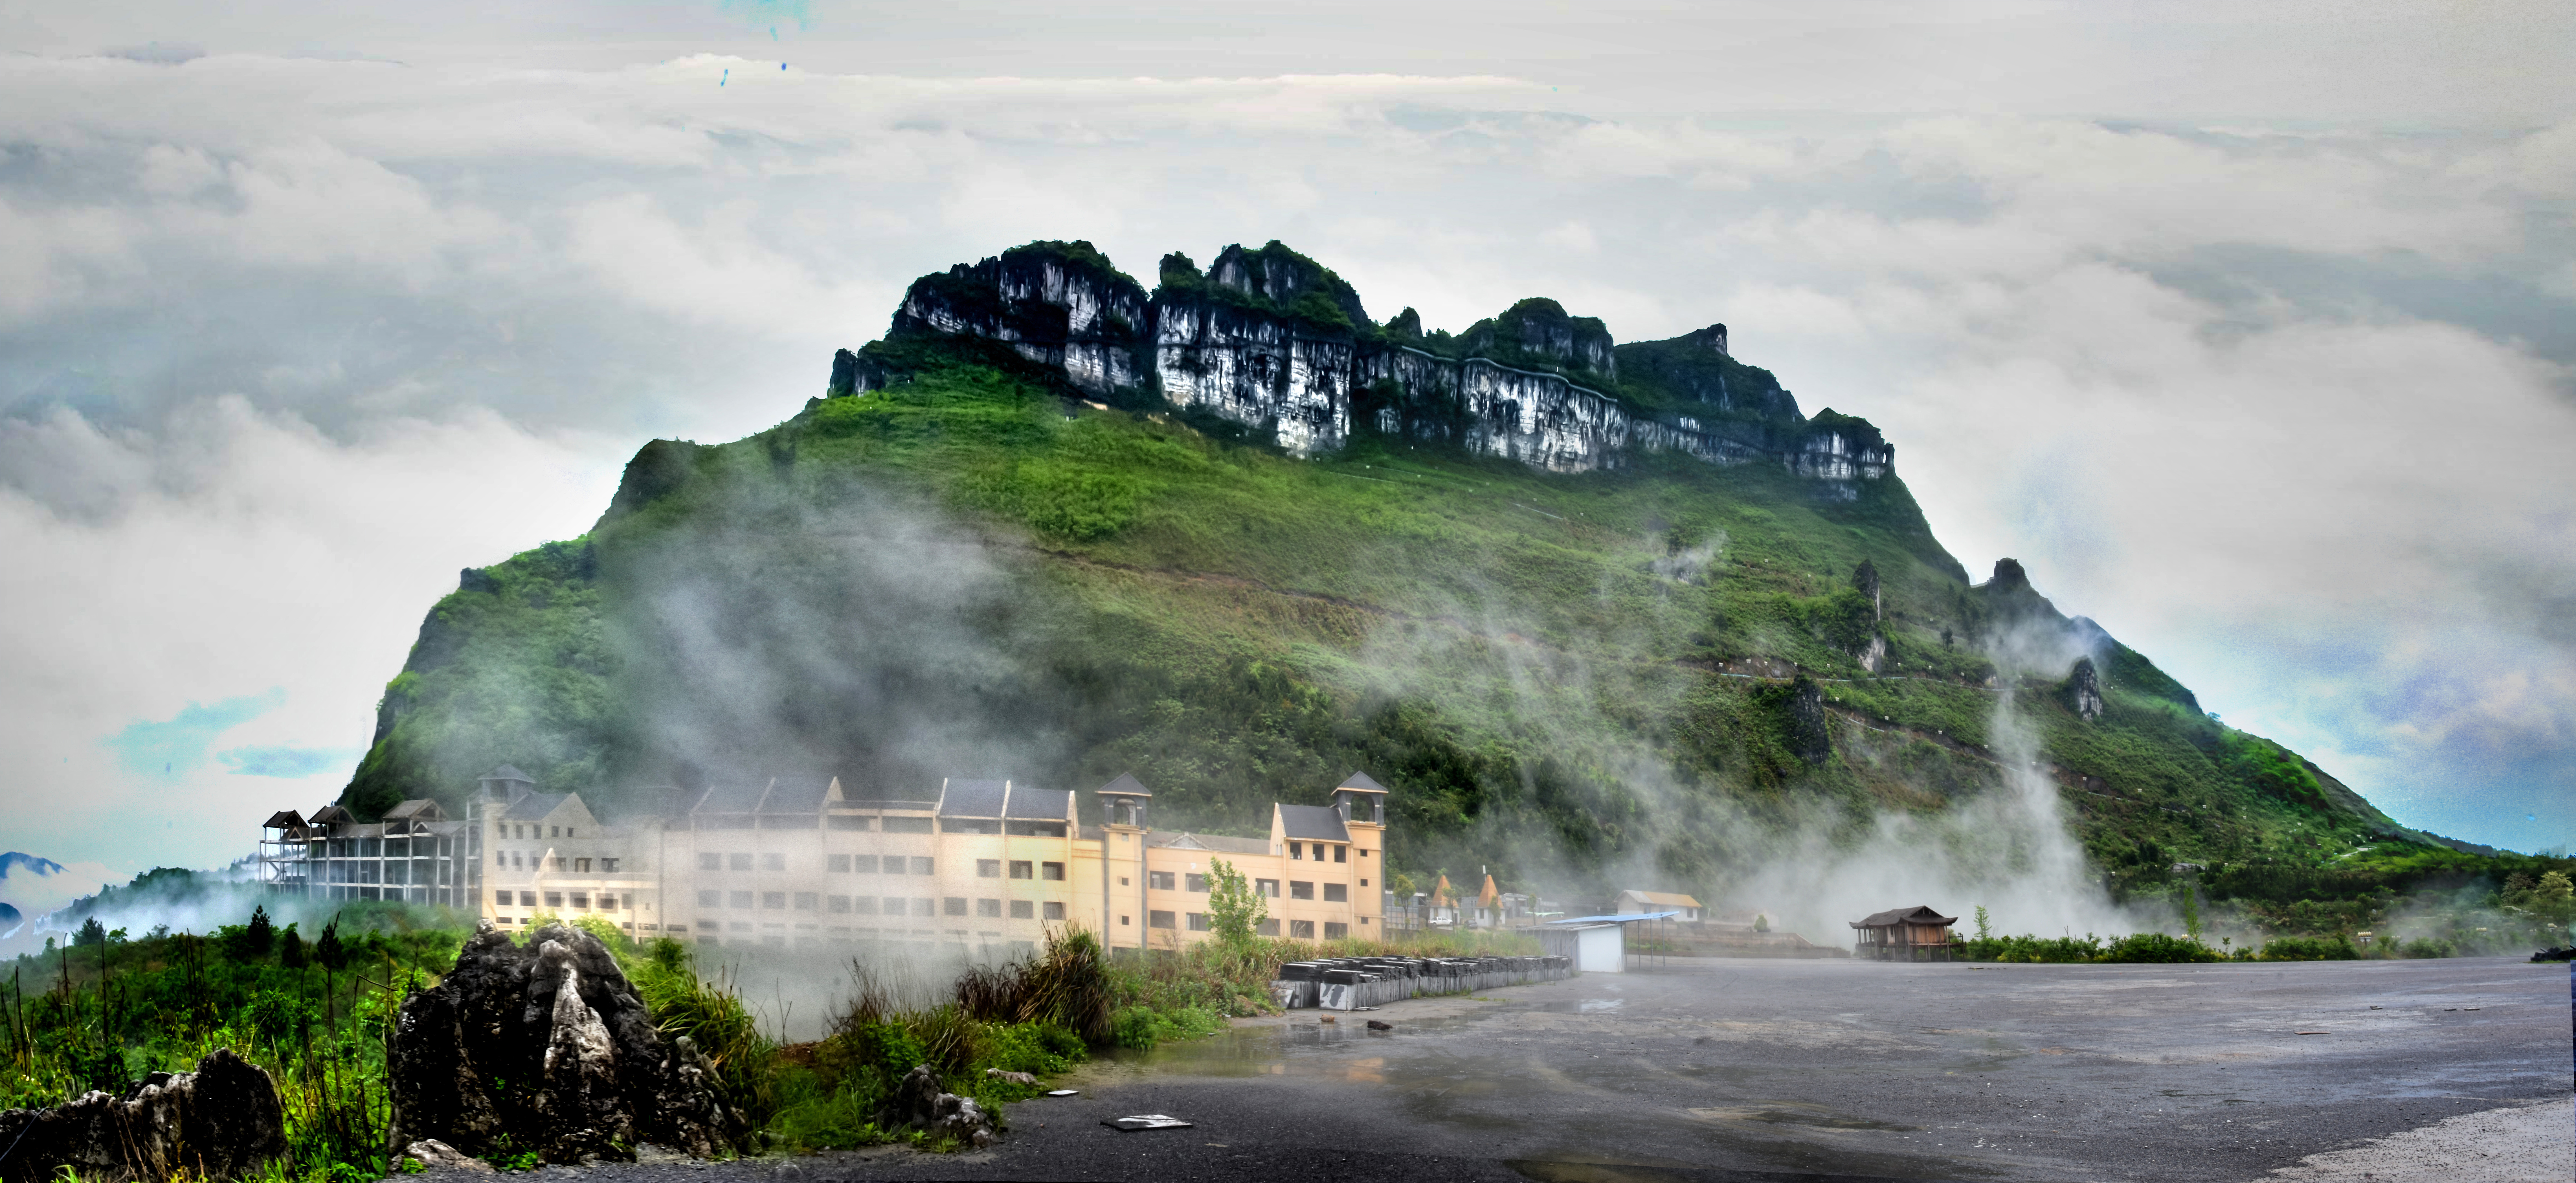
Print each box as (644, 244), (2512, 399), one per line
(1960, 934), (2103, 963)
(2096, 933), (2223, 963)
(2259, 935), (2362, 961)
(2397, 938), (2455, 959)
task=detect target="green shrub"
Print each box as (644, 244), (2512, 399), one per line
(2258, 935), (2361, 961)
(2397, 938), (2455, 959)
(2096, 933), (2223, 963)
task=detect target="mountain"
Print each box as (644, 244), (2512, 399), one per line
(337, 239), (2502, 912)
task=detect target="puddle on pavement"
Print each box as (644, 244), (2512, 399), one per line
(1689, 1101), (1918, 1131)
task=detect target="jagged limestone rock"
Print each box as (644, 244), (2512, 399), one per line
(0, 1048), (286, 1183)
(402, 1140), (495, 1173)
(2066, 657), (2105, 722)
(1786, 675), (1833, 765)
(884, 1065), (996, 1148)
(387, 922), (743, 1165)
(1851, 559), (1882, 620)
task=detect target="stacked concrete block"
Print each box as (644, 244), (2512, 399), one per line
(1267, 954), (1571, 1009)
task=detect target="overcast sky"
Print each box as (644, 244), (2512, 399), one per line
(2, 0), (2571, 887)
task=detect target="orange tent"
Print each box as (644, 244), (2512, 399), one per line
(1478, 873), (1500, 909)
(1431, 874), (1455, 907)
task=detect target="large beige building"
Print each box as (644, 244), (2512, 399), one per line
(266, 767), (1392, 956)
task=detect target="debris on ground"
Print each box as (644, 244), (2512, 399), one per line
(1366, 1020), (1393, 1031)
(983, 1068), (1038, 1086)
(1044, 1090), (1079, 1097)
(1319, 1015), (1335, 1024)
(403, 1140), (495, 1173)
(1103, 1115), (1194, 1131)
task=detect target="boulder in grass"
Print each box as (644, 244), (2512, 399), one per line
(387, 921), (745, 1165)
(883, 1064), (995, 1148)
(0, 1048), (286, 1183)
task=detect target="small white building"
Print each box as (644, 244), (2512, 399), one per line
(1614, 889), (1702, 922)
(1540, 921), (1626, 973)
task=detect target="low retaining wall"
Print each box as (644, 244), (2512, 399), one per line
(1268, 954), (1573, 1010)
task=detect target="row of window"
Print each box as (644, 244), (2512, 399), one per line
(694, 892), (1071, 920)
(308, 837), (456, 858)
(1134, 911), (1350, 939)
(804, 815), (1068, 837)
(496, 852), (619, 872)
(1143, 871), (1349, 901)
(496, 823), (577, 840)
(687, 853), (1074, 879)
(1286, 842), (1351, 863)
(496, 890), (620, 910)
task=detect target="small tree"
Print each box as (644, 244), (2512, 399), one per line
(1205, 857), (1265, 947)
(279, 923), (308, 969)
(314, 917), (348, 972)
(1973, 905), (1992, 942)
(73, 918), (106, 947)
(2179, 884), (2204, 943)
(1753, 914), (1771, 933)
(244, 904), (276, 955)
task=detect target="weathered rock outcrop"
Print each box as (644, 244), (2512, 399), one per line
(881, 1065), (995, 1148)
(0, 1049), (286, 1183)
(2066, 657), (2105, 722)
(387, 923), (742, 1165)
(842, 240), (1897, 484)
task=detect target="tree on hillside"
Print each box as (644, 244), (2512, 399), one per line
(1205, 857), (1265, 947)
(73, 917), (105, 947)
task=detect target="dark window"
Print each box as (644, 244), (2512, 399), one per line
(1009, 900), (1033, 919)
(943, 897), (968, 916)
(1324, 883), (1348, 902)
(794, 892), (818, 911)
(569, 893), (590, 909)
(761, 853), (785, 872)
(1041, 861), (1065, 881)
(1042, 902), (1066, 920)
(544, 892), (564, 908)
(574, 858), (591, 873)
(1255, 879), (1280, 897)
(1148, 870), (1175, 890)
(881, 816), (934, 834)
(1187, 912), (1210, 931)
(730, 891), (754, 909)
(941, 818), (1002, 834)
(762, 892), (787, 910)
(1148, 910), (1176, 929)
(829, 895), (851, 913)
(698, 889), (720, 907)
(1289, 919), (1315, 939)
(1257, 919), (1280, 936)
(1289, 842), (1303, 860)
(601, 858), (619, 873)
(519, 891), (537, 907)
(976, 898), (1002, 918)
(1325, 922), (1347, 939)
(911, 857), (935, 875)
(828, 855), (851, 873)
(728, 853), (752, 871)
(1334, 846), (1347, 863)
(1009, 861), (1033, 879)
(827, 815), (871, 831)
(883, 896), (907, 915)
(851, 855), (877, 873)
(699, 853), (722, 871)
(494, 890), (512, 906)
(1185, 873), (1208, 892)
(976, 859), (1001, 878)
(1290, 881), (1315, 900)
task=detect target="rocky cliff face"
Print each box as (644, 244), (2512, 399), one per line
(845, 240), (1896, 486)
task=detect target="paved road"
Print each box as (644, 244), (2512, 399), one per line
(598, 955), (2574, 1182)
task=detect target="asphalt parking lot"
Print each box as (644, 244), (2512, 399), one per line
(580, 954), (2573, 1182)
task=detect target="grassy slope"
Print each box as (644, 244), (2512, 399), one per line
(342, 348), (2538, 912)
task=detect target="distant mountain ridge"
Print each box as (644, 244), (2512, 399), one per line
(833, 240), (1891, 485)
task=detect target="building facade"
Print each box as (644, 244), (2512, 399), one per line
(262, 767), (1392, 958)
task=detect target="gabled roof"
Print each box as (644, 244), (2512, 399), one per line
(1004, 787), (1073, 821)
(501, 793), (571, 821)
(1850, 905), (1956, 929)
(383, 799), (443, 820)
(1094, 772), (1152, 798)
(759, 777), (832, 815)
(689, 782), (768, 815)
(483, 765), (533, 782)
(938, 779), (1009, 818)
(1277, 804), (1350, 842)
(1336, 771), (1389, 794)
(263, 809), (306, 828)
(1149, 832), (1269, 854)
(309, 804), (353, 824)
(1617, 890), (1702, 908)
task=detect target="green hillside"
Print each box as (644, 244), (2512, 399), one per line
(340, 287), (2547, 932)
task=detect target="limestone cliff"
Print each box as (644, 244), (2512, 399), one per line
(839, 239), (1895, 486)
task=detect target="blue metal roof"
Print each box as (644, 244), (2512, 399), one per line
(1545, 911), (1681, 925)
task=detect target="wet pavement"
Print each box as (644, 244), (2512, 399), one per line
(587, 955), (2571, 1182)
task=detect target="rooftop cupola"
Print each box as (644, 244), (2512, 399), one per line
(1332, 771), (1388, 826)
(1094, 772), (1151, 829)
(477, 764), (536, 804)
